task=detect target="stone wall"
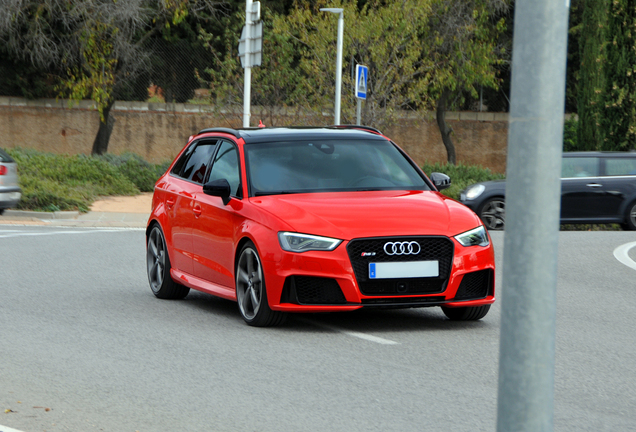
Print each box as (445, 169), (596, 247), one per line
(0, 96), (510, 173)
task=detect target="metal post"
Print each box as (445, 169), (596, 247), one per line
(243, 0), (252, 128)
(356, 99), (361, 125)
(335, 11), (343, 125)
(496, 0), (570, 431)
(320, 8), (344, 125)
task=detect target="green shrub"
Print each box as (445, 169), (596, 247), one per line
(563, 118), (579, 152)
(96, 152), (169, 192)
(421, 161), (505, 200)
(6, 148), (169, 212)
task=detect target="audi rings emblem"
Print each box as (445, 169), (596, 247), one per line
(384, 241), (421, 255)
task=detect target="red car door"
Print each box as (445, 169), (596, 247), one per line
(164, 139), (218, 275)
(192, 140), (243, 288)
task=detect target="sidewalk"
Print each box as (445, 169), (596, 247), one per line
(0, 193), (152, 228)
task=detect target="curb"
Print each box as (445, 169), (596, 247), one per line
(3, 210), (80, 219)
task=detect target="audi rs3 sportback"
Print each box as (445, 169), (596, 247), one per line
(146, 126), (495, 326)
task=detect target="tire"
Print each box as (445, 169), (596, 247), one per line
(441, 305), (491, 321)
(146, 225), (190, 299)
(0, 209), (4, 216)
(236, 241), (286, 327)
(478, 197), (505, 231)
(623, 201), (636, 230)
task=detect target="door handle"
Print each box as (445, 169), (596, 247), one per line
(166, 197), (176, 208)
(586, 183), (602, 188)
(193, 204), (202, 216)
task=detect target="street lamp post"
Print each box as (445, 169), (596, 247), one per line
(320, 8), (343, 125)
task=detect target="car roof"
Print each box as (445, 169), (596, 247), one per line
(564, 151), (636, 158)
(196, 126), (389, 144)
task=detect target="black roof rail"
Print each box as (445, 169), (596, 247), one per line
(197, 127), (242, 138)
(327, 124), (383, 135)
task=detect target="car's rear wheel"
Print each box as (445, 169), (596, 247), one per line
(623, 201), (636, 230)
(147, 225), (190, 299)
(441, 305), (490, 321)
(479, 198), (505, 230)
(236, 242), (286, 327)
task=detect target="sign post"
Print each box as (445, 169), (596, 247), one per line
(238, 0), (262, 127)
(355, 65), (368, 125)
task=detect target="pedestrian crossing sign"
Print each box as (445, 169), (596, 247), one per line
(355, 65), (368, 100)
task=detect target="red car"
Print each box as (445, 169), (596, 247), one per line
(146, 126), (495, 326)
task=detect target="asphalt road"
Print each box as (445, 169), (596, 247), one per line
(1, 227), (635, 432)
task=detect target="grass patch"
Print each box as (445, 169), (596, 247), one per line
(7, 148), (170, 212)
(421, 161), (505, 200)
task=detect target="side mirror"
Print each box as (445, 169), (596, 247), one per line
(203, 179), (232, 205)
(430, 172), (451, 191)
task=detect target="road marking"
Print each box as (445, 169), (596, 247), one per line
(300, 319), (399, 345)
(0, 228), (143, 239)
(613, 241), (636, 271)
(0, 424), (25, 432)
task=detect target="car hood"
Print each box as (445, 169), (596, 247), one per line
(250, 190), (482, 240)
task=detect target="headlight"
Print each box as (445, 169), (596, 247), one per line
(464, 184), (486, 200)
(454, 226), (489, 247)
(278, 232), (342, 252)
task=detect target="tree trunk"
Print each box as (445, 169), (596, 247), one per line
(91, 99), (116, 155)
(436, 89), (456, 165)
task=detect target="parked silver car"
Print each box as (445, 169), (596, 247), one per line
(0, 148), (21, 215)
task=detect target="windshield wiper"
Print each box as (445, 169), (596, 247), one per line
(254, 190), (297, 197)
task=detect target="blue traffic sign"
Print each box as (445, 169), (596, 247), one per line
(355, 65), (368, 100)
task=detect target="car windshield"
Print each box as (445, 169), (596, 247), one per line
(245, 139), (429, 196)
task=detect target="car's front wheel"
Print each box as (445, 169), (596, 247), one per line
(146, 225), (190, 299)
(441, 305), (490, 321)
(478, 197), (505, 230)
(236, 242), (286, 327)
(623, 201), (636, 230)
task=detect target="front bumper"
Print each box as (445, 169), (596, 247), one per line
(262, 236), (495, 312)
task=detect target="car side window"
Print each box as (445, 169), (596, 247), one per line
(562, 157), (599, 178)
(171, 140), (218, 184)
(605, 158), (636, 176)
(207, 140), (241, 197)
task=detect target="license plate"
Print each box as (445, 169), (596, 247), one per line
(369, 261), (439, 279)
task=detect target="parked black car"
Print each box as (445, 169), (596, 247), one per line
(460, 151), (636, 230)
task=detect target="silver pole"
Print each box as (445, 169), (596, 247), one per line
(496, 0), (570, 431)
(242, 0), (253, 128)
(356, 99), (361, 125)
(334, 11), (344, 125)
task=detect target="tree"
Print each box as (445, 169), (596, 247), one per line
(424, 0), (509, 164)
(600, 0), (636, 151)
(0, 0), (221, 155)
(277, 0), (435, 128)
(577, 0), (608, 151)
(204, 0), (508, 164)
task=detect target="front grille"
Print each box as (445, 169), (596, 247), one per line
(347, 237), (454, 296)
(280, 276), (347, 305)
(454, 269), (492, 300)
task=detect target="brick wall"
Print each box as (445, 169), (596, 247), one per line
(0, 97), (510, 173)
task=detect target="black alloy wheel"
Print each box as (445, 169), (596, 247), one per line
(236, 241), (286, 327)
(479, 198), (505, 230)
(441, 305), (491, 321)
(146, 225), (190, 299)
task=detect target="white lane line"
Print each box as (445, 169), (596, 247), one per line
(300, 319), (399, 345)
(613, 241), (636, 271)
(0, 228), (142, 239)
(0, 424), (26, 432)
